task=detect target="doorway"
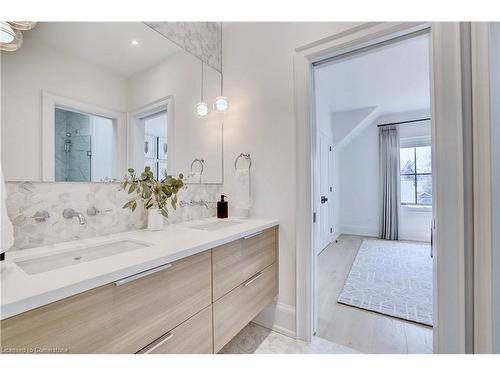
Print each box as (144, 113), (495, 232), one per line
(312, 31), (433, 353)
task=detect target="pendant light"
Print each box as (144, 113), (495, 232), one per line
(214, 22), (229, 112)
(0, 21), (36, 52)
(196, 60), (209, 118)
(0, 22), (15, 44)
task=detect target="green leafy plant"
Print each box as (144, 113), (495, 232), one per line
(122, 167), (184, 218)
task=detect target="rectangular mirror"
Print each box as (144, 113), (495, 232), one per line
(1, 22), (223, 184)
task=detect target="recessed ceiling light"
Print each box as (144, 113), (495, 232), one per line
(131, 40), (139, 46)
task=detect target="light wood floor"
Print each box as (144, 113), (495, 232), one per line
(316, 234), (433, 354)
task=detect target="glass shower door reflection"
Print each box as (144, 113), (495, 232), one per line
(67, 135), (91, 182)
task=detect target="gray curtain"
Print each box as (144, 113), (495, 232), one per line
(379, 126), (399, 240)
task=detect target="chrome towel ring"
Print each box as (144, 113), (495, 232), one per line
(234, 153), (251, 170)
(190, 158), (205, 174)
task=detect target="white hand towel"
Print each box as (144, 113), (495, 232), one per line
(234, 169), (251, 210)
(1, 167), (14, 253)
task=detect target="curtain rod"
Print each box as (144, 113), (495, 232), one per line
(377, 117), (431, 128)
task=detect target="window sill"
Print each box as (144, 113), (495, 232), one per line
(401, 205), (432, 212)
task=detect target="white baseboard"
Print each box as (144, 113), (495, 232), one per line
(340, 224), (378, 237)
(252, 300), (296, 338)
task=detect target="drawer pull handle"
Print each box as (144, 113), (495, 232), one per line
(143, 332), (174, 354)
(114, 263), (172, 286)
(243, 231), (263, 240)
(243, 271), (263, 286)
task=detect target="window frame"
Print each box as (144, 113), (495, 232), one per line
(400, 145), (432, 207)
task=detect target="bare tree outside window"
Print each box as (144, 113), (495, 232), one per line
(400, 146), (432, 206)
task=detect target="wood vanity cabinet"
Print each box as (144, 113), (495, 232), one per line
(212, 227), (276, 301)
(0, 225), (279, 354)
(1, 251), (212, 354)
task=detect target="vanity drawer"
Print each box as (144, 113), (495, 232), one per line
(212, 226), (277, 301)
(1, 251), (212, 354)
(137, 305), (213, 354)
(213, 262), (277, 353)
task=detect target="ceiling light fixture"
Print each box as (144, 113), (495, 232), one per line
(196, 60), (209, 118)
(214, 22), (229, 112)
(131, 39), (139, 46)
(0, 21), (15, 44)
(0, 21), (36, 52)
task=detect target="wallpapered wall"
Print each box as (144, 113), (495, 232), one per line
(5, 182), (222, 250)
(145, 22), (222, 72)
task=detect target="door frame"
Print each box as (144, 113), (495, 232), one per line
(127, 96), (175, 177)
(294, 22), (472, 353)
(470, 22), (498, 353)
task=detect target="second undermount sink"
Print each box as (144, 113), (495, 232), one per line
(14, 239), (152, 275)
(187, 219), (244, 231)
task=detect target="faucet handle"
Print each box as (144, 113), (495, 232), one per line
(62, 208), (76, 219)
(32, 210), (50, 222)
(87, 206), (98, 216)
(87, 206), (113, 216)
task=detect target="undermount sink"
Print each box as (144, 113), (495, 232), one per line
(14, 239), (152, 275)
(187, 219), (243, 231)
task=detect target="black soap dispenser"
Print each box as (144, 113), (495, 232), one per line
(217, 195), (228, 219)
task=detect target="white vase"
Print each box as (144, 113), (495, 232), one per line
(147, 209), (164, 231)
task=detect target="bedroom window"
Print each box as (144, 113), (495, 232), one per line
(400, 146), (432, 206)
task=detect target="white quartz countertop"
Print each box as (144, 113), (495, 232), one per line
(0, 217), (279, 319)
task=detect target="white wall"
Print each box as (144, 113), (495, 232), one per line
(127, 50), (223, 183)
(337, 119), (380, 237)
(222, 22), (361, 335)
(91, 116), (115, 182)
(1, 34), (127, 181)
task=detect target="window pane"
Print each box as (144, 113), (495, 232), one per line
(417, 174), (432, 205)
(416, 146), (432, 173)
(400, 147), (415, 174)
(401, 175), (416, 204)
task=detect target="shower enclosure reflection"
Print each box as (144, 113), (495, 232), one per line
(54, 108), (116, 182)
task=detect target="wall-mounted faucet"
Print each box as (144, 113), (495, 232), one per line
(179, 199), (211, 209)
(62, 208), (86, 225)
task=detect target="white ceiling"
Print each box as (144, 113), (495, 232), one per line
(30, 22), (181, 77)
(314, 33), (431, 115)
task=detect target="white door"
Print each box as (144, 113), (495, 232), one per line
(317, 130), (334, 254)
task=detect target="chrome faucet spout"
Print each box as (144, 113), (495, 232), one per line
(63, 208), (87, 225)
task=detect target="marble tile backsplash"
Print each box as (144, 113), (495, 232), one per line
(145, 22), (222, 72)
(5, 182), (222, 251)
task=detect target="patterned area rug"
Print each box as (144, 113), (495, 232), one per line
(338, 239), (433, 326)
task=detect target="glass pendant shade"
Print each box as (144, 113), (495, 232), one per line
(196, 101), (209, 117)
(0, 22), (15, 44)
(0, 28), (23, 51)
(7, 21), (37, 31)
(214, 96), (229, 112)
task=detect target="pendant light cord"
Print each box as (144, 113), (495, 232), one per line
(200, 59), (204, 101)
(220, 22), (224, 96)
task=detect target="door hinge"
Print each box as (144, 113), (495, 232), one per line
(313, 212), (316, 223)
(330, 187), (333, 192)
(330, 228), (333, 233)
(329, 146), (332, 151)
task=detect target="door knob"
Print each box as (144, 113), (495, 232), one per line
(321, 196), (328, 204)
